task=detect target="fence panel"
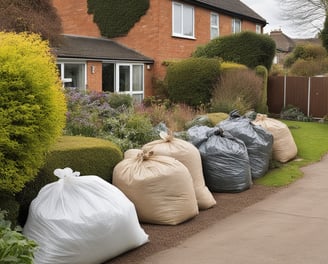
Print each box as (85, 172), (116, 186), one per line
(268, 76), (328, 118)
(310, 77), (328, 117)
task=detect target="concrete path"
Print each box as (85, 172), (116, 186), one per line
(142, 154), (328, 264)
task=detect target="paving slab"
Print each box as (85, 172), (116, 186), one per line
(142, 154), (328, 264)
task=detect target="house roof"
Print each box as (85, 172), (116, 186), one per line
(188, 0), (267, 25)
(270, 30), (295, 52)
(53, 34), (154, 63)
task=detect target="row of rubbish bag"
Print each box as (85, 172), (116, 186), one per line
(23, 112), (298, 264)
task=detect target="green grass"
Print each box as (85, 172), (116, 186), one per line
(255, 120), (328, 187)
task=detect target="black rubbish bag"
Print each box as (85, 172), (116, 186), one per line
(218, 111), (273, 179)
(188, 126), (252, 193)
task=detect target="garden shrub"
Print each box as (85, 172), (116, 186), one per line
(284, 43), (327, 68)
(166, 57), (221, 107)
(102, 112), (158, 151)
(255, 65), (269, 113)
(15, 136), (123, 226)
(220, 61), (248, 72)
(0, 210), (37, 264)
(0, 32), (67, 194)
(280, 105), (313, 121)
(108, 93), (133, 109)
(193, 31), (276, 70)
(210, 69), (263, 114)
(289, 58), (328, 76)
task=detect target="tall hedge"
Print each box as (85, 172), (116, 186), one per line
(255, 65), (269, 113)
(166, 58), (221, 107)
(0, 32), (67, 193)
(193, 31), (276, 70)
(87, 0), (149, 38)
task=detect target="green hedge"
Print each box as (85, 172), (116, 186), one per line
(193, 31), (276, 70)
(16, 136), (123, 226)
(255, 65), (269, 113)
(87, 0), (149, 38)
(166, 58), (221, 107)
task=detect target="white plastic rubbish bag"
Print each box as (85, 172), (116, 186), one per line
(23, 168), (149, 264)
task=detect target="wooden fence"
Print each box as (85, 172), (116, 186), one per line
(267, 76), (328, 118)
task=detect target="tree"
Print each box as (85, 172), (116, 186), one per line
(278, 0), (327, 37)
(322, 14), (328, 51)
(0, 0), (62, 45)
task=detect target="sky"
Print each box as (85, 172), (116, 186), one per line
(240, 0), (324, 38)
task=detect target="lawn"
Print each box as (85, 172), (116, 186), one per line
(255, 120), (328, 187)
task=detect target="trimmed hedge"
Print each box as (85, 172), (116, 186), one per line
(255, 65), (269, 113)
(16, 136), (123, 226)
(193, 31), (276, 70)
(166, 57), (221, 107)
(87, 0), (149, 38)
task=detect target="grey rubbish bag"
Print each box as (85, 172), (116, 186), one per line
(188, 126), (252, 193)
(218, 111), (273, 179)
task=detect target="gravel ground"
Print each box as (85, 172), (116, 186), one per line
(105, 184), (282, 264)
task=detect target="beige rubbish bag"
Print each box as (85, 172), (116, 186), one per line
(252, 114), (297, 163)
(142, 132), (216, 210)
(113, 150), (199, 225)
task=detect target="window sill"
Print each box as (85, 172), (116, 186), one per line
(172, 34), (196, 40)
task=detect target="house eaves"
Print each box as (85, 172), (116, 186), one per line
(183, 0), (267, 26)
(53, 35), (154, 63)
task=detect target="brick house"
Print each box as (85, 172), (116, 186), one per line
(53, 0), (266, 102)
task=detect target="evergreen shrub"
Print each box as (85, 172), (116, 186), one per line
(16, 136), (123, 226)
(166, 57), (221, 107)
(0, 32), (67, 194)
(255, 65), (269, 113)
(193, 31), (276, 70)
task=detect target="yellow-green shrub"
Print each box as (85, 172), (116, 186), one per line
(0, 32), (67, 193)
(16, 136), (123, 226)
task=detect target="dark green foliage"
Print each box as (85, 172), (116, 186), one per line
(166, 58), (221, 107)
(280, 105), (313, 121)
(87, 0), (149, 38)
(0, 192), (19, 227)
(108, 93), (133, 109)
(193, 31), (276, 70)
(15, 136), (123, 226)
(255, 65), (269, 113)
(322, 15), (328, 52)
(0, 32), (67, 194)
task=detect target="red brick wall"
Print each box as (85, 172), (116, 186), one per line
(87, 61), (102, 92)
(53, 0), (100, 37)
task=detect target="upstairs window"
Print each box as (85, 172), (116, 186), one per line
(172, 2), (194, 38)
(256, 24), (261, 34)
(232, 18), (241, 33)
(210, 13), (219, 39)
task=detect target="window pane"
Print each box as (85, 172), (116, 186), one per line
(132, 94), (143, 104)
(132, 65), (143, 91)
(211, 14), (218, 27)
(64, 64), (85, 90)
(211, 28), (218, 39)
(183, 6), (193, 36)
(119, 65), (130, 92)
(173, 3), (182, 34)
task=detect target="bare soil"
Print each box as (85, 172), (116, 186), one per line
(105, 184), (282, 264)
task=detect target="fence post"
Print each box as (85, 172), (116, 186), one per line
(307, 77), (311, 116)
(283, 75), (287, 108)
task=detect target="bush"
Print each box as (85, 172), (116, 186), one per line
(166, 57), (221, 107)
(102, 112), (158, 151)
(280, 105), (313, 121)
(0, 32), (67, 194)
(0, 192), (19, 227)
(210, 69), (263, 114)
(15, 136), (123, 226)
(255, 65), (269, 113)
(284, 43), (327, 68)
(193, 31), (276, 70)
(289, 58), (328, 76)
(0, 210), (37, 264)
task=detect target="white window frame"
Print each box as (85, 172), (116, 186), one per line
(115, 63), (144, 102)
(172, 2), (195, 39)
(256, 24), (261, 34)
(210, 13), (219, 39)
(232, 18), (241, 34)
(56, 60), (87, 91)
